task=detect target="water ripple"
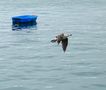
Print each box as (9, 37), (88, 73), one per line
(92, 84), (106, 88)
(71, 71), (103, 77)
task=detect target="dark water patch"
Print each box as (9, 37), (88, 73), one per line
(74, 62), (92, 66)
(71, 71), (103, 77)
(8, 73), (35, 81)
(0, 46), (10, 49)
(9, 74), (24, 79)
(92, 84), (106, 88)
(0, 78), (12, 82)
(32, 68), (52, 72)
(81, 85), (89, 89)
(50, 67), (65, 71)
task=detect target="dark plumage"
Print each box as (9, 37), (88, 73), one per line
(62, 37), (68, 52)
(51, 33), (72, 52)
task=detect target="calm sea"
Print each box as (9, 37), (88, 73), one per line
(0, 0), (106, 90)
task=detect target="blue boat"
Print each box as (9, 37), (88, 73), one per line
(12, 15), (38, 30)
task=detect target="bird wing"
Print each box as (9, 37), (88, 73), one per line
(51, 39), (57, 43)
(62, 37), (68, 52)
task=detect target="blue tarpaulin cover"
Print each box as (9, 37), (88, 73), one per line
(12, 15), (37, 23)
(12, 15), (38, 30)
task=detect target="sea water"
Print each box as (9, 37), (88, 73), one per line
(0, 0), (106, 90)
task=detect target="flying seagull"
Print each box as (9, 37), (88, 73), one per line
(51, 33), (72, 52)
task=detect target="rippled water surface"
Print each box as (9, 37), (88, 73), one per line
(0, 0), (106, 90)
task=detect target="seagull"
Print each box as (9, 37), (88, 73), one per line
(51, 33), (72, 52)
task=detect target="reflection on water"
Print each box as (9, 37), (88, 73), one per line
(12, 25), (37, 31)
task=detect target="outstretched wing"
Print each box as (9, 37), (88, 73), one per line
(62, 37), (68, 52)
